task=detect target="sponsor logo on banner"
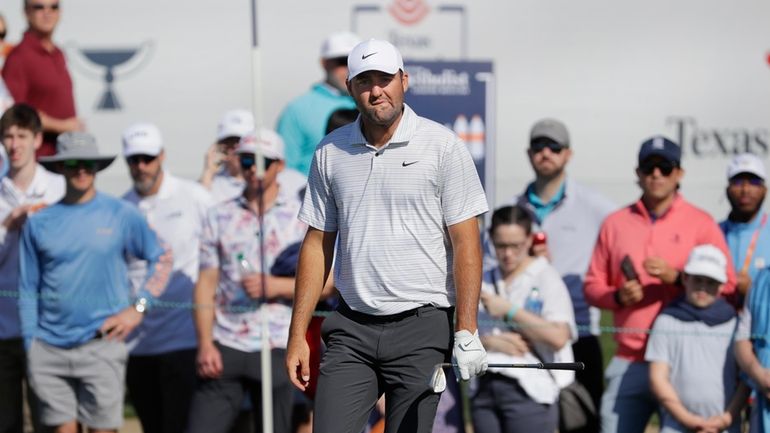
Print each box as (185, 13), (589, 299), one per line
(67, 42), (154, 111)
(408, 65), (470, 95)
(352, 1), (467, 58)
(389, 0), (430, 25)
(666, 116), (770, 157)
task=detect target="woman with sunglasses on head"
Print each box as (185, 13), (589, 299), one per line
(584, 136), (738, 433)
(473, 204), (577, 433)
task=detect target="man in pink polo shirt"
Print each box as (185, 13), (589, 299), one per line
(584, 136), (736, 433)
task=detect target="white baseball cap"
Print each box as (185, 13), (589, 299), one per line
(347, 39), (404, 80)
(217, 109), (255, 141)
(235, 128), (285, 160)
(727, 153), (766, 181)
(321, 31), (361, 60)
(683, 244), (728, 284)
(122, 122), (163, 157)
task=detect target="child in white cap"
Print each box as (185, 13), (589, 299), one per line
(645, 244), (748, 433)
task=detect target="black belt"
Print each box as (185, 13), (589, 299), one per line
(337, 299), (453, 324)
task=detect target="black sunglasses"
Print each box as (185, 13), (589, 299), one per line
(729, 177), (764, 187)
(639, 160), (678, 176)
(62, 160), (97, 170)
(127, 154), (158, 165)
(29, 2), (59, 11)
(239, 156), (278, 171)
(0, 31), (6, 40)
(530, 139), (566, 154)
(326, 57), (348, 68)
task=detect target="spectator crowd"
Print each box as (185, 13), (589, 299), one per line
(2, 2), (770, 433)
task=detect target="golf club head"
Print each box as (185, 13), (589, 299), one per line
(429, 363), (447, 393)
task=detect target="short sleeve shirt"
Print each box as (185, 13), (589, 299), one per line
(479, 257), (577, 404)
(645, 314), (739, 433)
(299, 104), (488, 315)
(200, 195), (306, 352)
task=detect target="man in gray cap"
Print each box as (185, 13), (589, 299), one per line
(18, 132), (172, 433)
(512, 118), (615, 432)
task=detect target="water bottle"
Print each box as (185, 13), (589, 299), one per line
(237, 253), (256, 276)
(524, 287), (543, 316)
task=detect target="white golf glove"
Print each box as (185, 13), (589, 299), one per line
(452, 329), (488, 381)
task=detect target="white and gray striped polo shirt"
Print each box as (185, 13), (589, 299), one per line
(299, 104), (488, 315)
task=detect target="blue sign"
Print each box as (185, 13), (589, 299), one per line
(404, 60), (495, 197)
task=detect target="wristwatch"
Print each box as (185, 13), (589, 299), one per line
(134, 297), (149, 314)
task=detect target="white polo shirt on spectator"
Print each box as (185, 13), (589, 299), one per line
(123, 173), (214, 355)
(299, 104), (488, 315)
(513, 179), (615, 336)
(0, 164), (64, 340)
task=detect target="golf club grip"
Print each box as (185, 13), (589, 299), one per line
(487, 362), (585, 370)
(529, 362), (584, 371)
(440, 362), (585, 371)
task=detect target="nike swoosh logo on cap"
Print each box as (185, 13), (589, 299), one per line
(362, 52), (377, 60)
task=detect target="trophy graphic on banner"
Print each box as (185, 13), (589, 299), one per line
(67, 41), (154, 111)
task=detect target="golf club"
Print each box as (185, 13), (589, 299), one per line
(429, 362), (585, 393)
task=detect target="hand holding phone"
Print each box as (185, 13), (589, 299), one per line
(620, 255), (639, 281)
(617, 255), (643, 306)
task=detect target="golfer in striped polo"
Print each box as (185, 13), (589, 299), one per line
(285, 38), (489, 433)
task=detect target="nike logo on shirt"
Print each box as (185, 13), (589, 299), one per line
(402, 161), (418, 167)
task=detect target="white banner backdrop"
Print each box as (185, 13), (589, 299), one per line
(2, 0), (768, 218)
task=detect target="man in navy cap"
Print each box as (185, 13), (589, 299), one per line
(585, 136), (736, 433)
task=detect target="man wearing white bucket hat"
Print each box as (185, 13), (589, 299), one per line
(286, 39), (489, 433)
(18, 131), (172, 433)
(276, 31), (361, 177)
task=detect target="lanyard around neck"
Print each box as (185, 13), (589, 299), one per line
(741, 213), (768, 275)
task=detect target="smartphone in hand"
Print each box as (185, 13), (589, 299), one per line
(620, 255), (639, 281)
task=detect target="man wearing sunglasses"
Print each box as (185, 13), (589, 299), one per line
(189, 130), (307, 433)
(2, 0), (83, 158)
(512, 118), (615, 432)
(585, 136), (736, 433)
(719, 153), (769, 299)
(19, 131), (172, 433)
(0, 104), (64, 433)
(120, 123), (213, 433)
(201, 110), (306, 204)
(276, 31), (361, 177)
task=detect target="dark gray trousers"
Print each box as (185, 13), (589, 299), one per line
(313, 303), (454, 433)
(472, 374), (558, 433)
(187, 345), (292, 433)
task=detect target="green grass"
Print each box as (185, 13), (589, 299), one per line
(599, 310), (618, 368)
